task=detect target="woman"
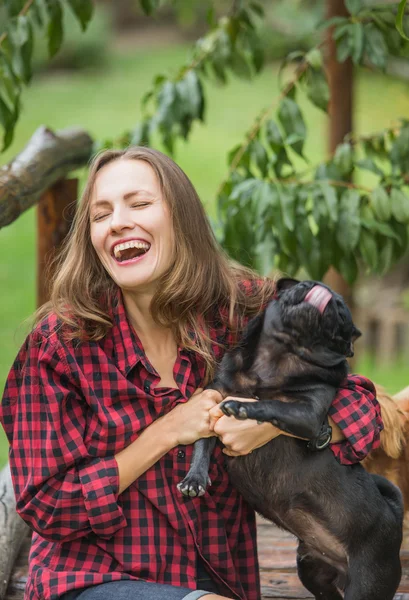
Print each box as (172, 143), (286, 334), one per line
(0, 147), (382, 600)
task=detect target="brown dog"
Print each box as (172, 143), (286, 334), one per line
(363, 385), (409, 519)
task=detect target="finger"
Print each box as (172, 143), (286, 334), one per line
(205, 389), (223, 403)
(209, 405), (224, 418)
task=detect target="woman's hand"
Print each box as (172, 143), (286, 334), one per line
(164, 388), (223, 446)
(209, 397), (282, 456)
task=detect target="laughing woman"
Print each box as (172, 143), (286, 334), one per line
(0, 147), (382, 600)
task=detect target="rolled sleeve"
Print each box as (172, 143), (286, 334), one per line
(79, 456), (126, 537)
(2, 332), (127, 542)
(328, 374), (383, 465)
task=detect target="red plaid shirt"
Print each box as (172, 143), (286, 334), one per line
(0, 283), (382, 600)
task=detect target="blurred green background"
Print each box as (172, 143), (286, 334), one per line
(1, 1), (408, 467)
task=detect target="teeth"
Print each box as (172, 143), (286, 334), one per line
(113, 241), (150, 258)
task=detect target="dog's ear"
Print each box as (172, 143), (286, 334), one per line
(276, 278), (300, 292)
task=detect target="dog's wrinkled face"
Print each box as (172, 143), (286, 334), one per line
(266, 278), (361, 357)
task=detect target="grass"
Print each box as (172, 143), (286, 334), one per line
(1, 41), (409, 467)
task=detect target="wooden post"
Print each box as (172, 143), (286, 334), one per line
(37, 179), (78, 307)
(323, 0), (354, 307)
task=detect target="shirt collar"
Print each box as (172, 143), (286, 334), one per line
(110, 288), (146, 376)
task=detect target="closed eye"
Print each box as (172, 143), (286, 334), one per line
(131, 202), (150, 208)
(92, 213), (110, 222)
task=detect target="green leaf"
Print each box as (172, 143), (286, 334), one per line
(176, 71), (205, 121)
(336, 30), (352, 63)
(45, 0), (63, 57)
(364, 23), (388, 70)
(371, 186), (391, 221)
(155, 80), (177, 128)
(131, 120), (151, 146)
(307, 214), (319, 236)
(333, 143), (353, 175)
(229, 52), (252, 80)
(378, 238), (394, 275)
(338, 255), (358, 285)
(250, 140), (268, 177)
(305, 68), (329, 112)
(321, 16), (349, 29)
(359, 229), (378, 270)
(320, 181), (338, 223)
(336, 190), (361, 252)
(230, 178), (260, 202)
(265, 120), (283, 148)
(278, 186), (296, 231)
(396, 0), (409, 41)
(140, 0), (160, 15)
(253, 181), (276, 221)
(390, 125), (409, 173)
(361, 219), (400, 242)
(345, 0), (362, 15)
(306, 48), (322, 70)
(249, 2), (264, 19)
(0, 57), (18, 113)
(355, 157), (384, 177)
(345, 0), (363, 15)
(67, 0), (94, 31)
(277, 97), (306, 157)
(390, 188), (409, 223)
(0, 98), (13, 150)
(265, 120), (292, 176)
(254, 233), (277, 276)
(351, 22), (364, 65)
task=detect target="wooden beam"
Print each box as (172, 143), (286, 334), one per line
(0, 126), (93, 229)
(0, 464), (30, 600)
(37, 179), (78, 307)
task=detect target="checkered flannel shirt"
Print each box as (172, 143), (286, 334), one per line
(0, 282), (382, 600)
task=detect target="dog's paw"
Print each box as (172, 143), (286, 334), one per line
(221, 400), (248, 420)
(177, 474), (211, 498)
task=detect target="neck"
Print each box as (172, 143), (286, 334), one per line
(122, 289), (176, 353)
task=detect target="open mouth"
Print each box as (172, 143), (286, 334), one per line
(112, 240), (151, 263)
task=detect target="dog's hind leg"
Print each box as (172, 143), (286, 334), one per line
(296, 543), (343, 600)
(343, 549), (401, 600)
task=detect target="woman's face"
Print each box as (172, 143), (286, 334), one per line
(90, 158), (175, 295)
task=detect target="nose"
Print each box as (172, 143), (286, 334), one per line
(109, 205), (135, 233)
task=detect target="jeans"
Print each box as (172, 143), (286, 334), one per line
(59, 579), (218, 600)
(59, 559), (227, 600)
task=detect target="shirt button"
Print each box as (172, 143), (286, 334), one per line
(144, 384), (150, 393)
(177, 450), (185, 459)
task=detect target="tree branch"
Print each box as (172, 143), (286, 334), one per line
(0, 0), (35, 49)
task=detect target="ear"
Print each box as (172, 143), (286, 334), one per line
(276, 278), (300, 292)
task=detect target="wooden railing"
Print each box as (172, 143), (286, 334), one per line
(355, 307), (409, 367)
(0, 126), (93, 598)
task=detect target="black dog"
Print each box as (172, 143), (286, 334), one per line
(178, 278), (403, 600)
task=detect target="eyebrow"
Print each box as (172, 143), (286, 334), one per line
(90, 190), (155, 211)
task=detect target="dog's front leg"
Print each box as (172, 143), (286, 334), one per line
(221, 386), (336, 441)
(177, 437), (217, 497)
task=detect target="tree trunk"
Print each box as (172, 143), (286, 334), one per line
(0, 126), (93, 229)
(323, 0), (354, 306)
(0, 464), (30, 600)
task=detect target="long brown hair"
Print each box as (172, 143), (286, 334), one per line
(35, 147), (276, 380)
